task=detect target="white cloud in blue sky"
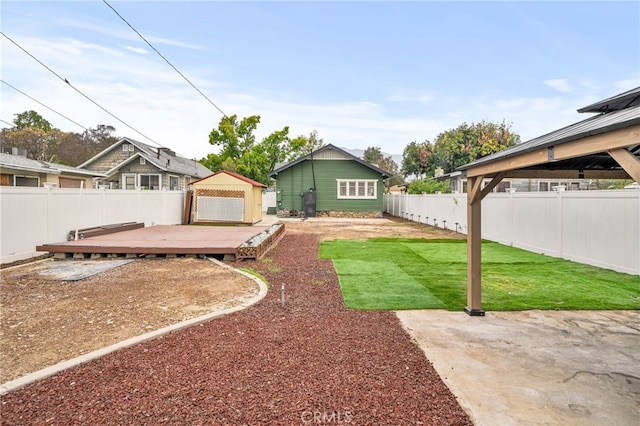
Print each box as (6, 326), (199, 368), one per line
(1, 1), (638, 160)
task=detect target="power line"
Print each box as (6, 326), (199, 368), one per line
(102, 0), (228, 118)
(1, 79), (89, 131)
(1, 118), (16, 128)
(1, 31), (164, 148)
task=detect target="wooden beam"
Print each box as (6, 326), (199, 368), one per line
(465, 176), (484, 316)
(502, 169), (631, 180)
(468, 174), (484, 204)
(608, 148), (640, 183)
(467, 125), (640, 177)
(480, 172), (505, 200)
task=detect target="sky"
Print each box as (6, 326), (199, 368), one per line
(1, 1), (639, 162)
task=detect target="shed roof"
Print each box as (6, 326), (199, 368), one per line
(190, 170), (266, 187)
(268, 144), (393, 178)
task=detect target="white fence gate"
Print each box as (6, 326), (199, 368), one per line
(384, 191), (640, 275)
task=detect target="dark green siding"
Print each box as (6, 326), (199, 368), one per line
(274, 159), (384, 212)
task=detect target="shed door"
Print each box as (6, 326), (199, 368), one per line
(196, 196), (244, 221)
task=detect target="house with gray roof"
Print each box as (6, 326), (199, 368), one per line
(79, 137), (212, 190)
(0, 150), (104, 188)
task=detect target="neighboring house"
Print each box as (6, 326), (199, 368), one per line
(79, 137), (211, 190)
(189, 170), (266, 224)
(268, 144), (392, 218)
(437, 170), (589, 193)
(0, 151), (104, 188)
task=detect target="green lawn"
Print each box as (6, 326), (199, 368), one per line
(319, 238), (640, 311)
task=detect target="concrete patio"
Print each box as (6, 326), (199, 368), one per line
(397, 309), (640, 426)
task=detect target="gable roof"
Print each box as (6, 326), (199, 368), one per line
(190, 170), (266, 187)
(79, 137), (212, 178)
(268, 144), (393, 178)
(458, 88), (640, 172)
(0, 152), (105, 177)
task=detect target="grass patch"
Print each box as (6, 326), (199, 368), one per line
(319, 239), (640, 311)
(239, 267), (270, 288)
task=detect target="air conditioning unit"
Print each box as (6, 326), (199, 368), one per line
(43, 182), (58, 189)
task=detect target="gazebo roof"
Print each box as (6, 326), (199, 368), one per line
(458, 87), (640, 180)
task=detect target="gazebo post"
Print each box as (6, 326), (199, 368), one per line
(465, 175), (485, 316)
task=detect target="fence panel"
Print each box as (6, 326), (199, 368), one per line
(1, 187), (186, 265)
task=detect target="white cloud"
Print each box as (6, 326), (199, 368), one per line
(544, 78), (574, 93)
(122, 45), (148, 55)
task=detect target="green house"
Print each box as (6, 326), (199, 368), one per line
(268, 144), (392, 218)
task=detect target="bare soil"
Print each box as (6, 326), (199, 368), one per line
(0, 217), (470, 425)
(0, 258), (258, 384)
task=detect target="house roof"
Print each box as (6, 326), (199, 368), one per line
(190, 170), (266, 187)
(0, 152), (106, 177)
(268, 144), (393, 178)
(458, 88), (640, 173)
(79, 137), (212, 178)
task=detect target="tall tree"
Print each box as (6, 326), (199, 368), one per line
(201, 114), (315, 184)
(401, 141), (434, 179)
(0, 127), (63, 161)
(302, 130), (325, 154)
(431, 120), (519, 173)
(363, 145), (404, 188)
(12, 110), (54, 132)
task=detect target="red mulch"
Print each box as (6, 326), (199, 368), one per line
(0, 233), (471, 425)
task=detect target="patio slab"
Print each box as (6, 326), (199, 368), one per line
(396, 309), (640, 426)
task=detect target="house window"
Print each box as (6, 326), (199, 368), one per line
(122, 144), (134, 152)
(337, 179), (377, 199)
(15, 175), (39, 187)
(169, 175), (180, 190)
(140, 157), (146, 165)
(139, 174), (161, 190)
(496, 181), (511, 192)
(123, 174), (136, 190)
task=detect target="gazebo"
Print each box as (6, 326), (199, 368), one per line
(457, 87), (640, 316)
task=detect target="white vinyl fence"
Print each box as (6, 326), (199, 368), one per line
(0, 187), (187, 265)
(385, 190), (640, 275)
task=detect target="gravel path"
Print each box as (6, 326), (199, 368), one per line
(0, 233), (471, 425)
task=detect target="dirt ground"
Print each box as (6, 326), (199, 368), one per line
(0, 216), (460, 385)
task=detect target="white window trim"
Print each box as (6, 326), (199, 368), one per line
(139, 157), (146, 165)
(336, 179), (378, 199)
(139, 173), (162, 190)
(14, 175), (40, 187)
(122, 173), (136, 190)
(168, 174), (180, 190)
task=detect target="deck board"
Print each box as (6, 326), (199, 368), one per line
(37, 225), (273, 257)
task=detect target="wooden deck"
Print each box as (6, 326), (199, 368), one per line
(36, 224), (284, 261)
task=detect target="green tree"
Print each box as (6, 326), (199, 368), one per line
(301, 130), (325, 154)
(12, 110), (54, 132)
(401, 141), (434, 179)
(201, 114), (314, 184)
(363, 146), (404, 189)
(406, 178), (452, 194)
(431, 120), (519, 173)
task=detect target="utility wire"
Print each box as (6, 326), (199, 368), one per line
(1, 31), (163, 148)
(1, 118), (16, 128)
(1, 79), (89, 131)
(102, 0), (228, 118)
